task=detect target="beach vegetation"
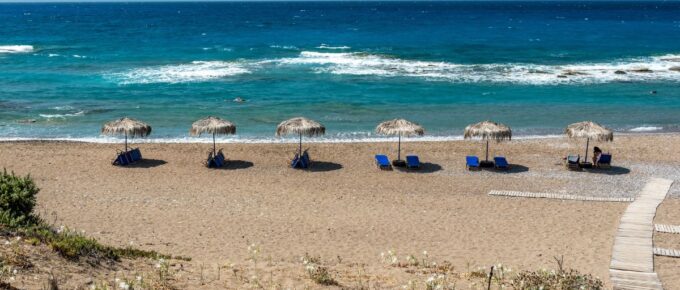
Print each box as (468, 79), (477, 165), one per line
(0, 169), (185, 265)
(301, 253), (339, 286)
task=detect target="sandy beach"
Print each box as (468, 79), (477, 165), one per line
(0, 134), (678, 288)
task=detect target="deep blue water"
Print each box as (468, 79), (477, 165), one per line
(1, 1), (679, 141)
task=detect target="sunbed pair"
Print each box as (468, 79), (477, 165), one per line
(374, 154), (420, 170)
(291, 150), (310, 169)
(206, 149), (226, 168)
(466, 156), (509, 171)
(113, 148), (142, 166)
(565, 153), (612, 170)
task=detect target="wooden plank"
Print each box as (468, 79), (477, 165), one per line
(609, 178), (674, 290)
(654, 224), (680, 234)
(487, 190), (634, 202)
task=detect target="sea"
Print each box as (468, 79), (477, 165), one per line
(1, 1), (679, 143)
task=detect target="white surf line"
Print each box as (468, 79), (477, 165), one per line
(609, 178), (674, 290)
(487, 190), (634, 202)
(654, 224), (680, 234)
(653, 248), (680, 258)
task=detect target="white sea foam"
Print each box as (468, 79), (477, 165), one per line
(629, 126), (662, 132)
(47, 53), (60, 57)
(275, 51), (680, 85)
(0, 134), (567, 144)
(39, 111), (85, 119)
(269, 45), (299, 50)
(110, 61), (251, 84)
(51, 105), (74, 110)
(317, 44), (351, 50)
(0, 45), (34, 54)
(108, 52), (680, 85)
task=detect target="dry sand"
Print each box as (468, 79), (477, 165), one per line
(0, 134), (678, 288)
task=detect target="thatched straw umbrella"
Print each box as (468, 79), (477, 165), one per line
(190, 116), (236, 157)
(464, 120), (512, 162)
(101, 117), (151, 152)
(565, 121), (613, 162)
(276, 117), (325, 157)
(375, 119), (425, 161)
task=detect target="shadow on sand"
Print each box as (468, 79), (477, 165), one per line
(395, 162), (443, 173)
(215, 160), (254, 170)
(307, 161), (343, 172)
(583, 166), (631, 175)
(125, 159), (167, 168)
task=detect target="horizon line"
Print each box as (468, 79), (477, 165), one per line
(1, 0), (678, 3)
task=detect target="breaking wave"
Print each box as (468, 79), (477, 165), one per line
(629, 126), (663, 132)
(0, 45), (34, 54)
(107, 52), (680, 85)
(275, 51), (680, 85)
(39, 111), (85, 119)
(109, 61), (251, 84)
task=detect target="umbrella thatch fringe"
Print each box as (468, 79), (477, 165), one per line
(276, 117), (325, 137)
(375, 119), (425, 136)
(565, 121), (613, 141)
(464, 120), (512, 141)
(190, 116), (236, 136)
(101, 117), (151, 138)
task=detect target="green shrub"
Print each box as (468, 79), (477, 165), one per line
(511, 268), (603, 289)
(0, 170), (39, 227)
(0, 169), (179, 264)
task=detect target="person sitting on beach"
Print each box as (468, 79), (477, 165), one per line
(592, 146), (602, 164)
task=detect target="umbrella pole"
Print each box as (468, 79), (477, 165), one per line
(584, 137), (590, 163)
(213, 132), (216, 156)
(485, 139), (489, 162)
(299, 133), (302, 157)
(125, 132), (128, 152)
(398, 133), (401, 161)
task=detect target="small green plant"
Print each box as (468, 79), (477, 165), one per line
(0, 169), (178, 265)
(301, 253), (339, 286)
(0, 170), (39, 228)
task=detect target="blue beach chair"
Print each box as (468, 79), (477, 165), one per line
(597, 153), (612, 169)
(494, 156), (510, 170)
(406, 155), (420, 169)
(566, 155), (580, 171)
(375, 154), (392, 170)
(130, 148), (142, 162)
(291, 152), (309, 169)
(466, 156), (480, 170)
(113, 152), (130, 166)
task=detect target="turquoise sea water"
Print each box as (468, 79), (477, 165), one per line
(1, 1), (679, 141)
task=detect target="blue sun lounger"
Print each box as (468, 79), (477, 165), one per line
(406, 155), (420, 169)
(597, 154), (612, 168)
(113, 152), (130, 166)
(566, 155), (580, 170)
(375, 154), (392, 170)
(494, 156), (510, 170)
(130, 148), (142, 162)
(291, 151), (310, 169)
(113, 148), (143, 166)
(466, 156), (480, 170)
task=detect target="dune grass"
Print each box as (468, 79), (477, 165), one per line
(0, 169), (187, 265)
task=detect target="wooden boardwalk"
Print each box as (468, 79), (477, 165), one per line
(654, 224), (680, 234)
(654, 248), (680, 258)
(609, 178), (674, 290)
(487, 190), (634, 202)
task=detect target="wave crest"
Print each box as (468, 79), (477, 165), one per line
(0, 45), (34, 54)
(278, 52), (680, 85)
(110, 61), (251, 84)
